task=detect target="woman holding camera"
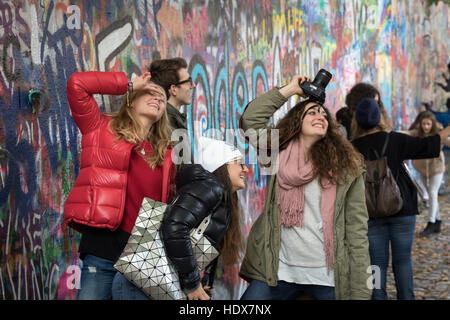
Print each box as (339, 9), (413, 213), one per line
(238, 75), (371, 300)
(406, 111), (450, 236)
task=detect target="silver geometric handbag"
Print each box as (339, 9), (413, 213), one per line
(113, 197), (219, 300)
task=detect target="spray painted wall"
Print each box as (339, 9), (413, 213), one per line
(0, 0), (448, 300)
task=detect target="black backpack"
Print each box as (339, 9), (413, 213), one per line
(362, 134), (403, 218)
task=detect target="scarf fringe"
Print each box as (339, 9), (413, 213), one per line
(278, 187), (305, 228)
(322, 186), (335, 273)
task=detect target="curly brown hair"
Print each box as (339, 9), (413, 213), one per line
(275, 99), (363, 185)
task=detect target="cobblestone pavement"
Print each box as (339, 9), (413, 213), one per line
(386, 188), (449, 300)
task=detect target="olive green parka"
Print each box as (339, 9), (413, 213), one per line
(239, 89), (372, 300)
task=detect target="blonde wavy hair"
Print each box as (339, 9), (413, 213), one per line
(108, 83), (172, 169)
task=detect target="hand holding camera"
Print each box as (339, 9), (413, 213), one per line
(279, 69), (332, 104)
(299, 69), (332, 104)
(279, 75), (311, 98)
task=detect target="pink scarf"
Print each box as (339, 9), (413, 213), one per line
(277, 139), (337, 273)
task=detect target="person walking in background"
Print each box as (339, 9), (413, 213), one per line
(64, 70), (175, 300)
(351, 97), (450, 300)
(405, 111), (450, 236)
(424, 83), (450, 195)
(239, 75), (371, 300)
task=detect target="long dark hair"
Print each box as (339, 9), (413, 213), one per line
(275, 99), (363, 184)
(212, 164), (243, 266)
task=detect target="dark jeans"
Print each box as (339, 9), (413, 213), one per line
(368, 215), (416, 300)
(77, 254), (117, 300)
(240, 279), (335, 300)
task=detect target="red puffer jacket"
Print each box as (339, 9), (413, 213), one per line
(63, 71), (173, 231)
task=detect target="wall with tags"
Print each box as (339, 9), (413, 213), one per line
(0, 0), (448, 300)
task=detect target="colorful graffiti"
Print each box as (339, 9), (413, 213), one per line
(0, 0), (448, 300)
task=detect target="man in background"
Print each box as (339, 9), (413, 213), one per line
(148, 57), (196, 165)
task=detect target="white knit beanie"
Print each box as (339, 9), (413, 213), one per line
(196, 136), (243, 173)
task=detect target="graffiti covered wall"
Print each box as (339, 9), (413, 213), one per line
(0, 0), (448, 300)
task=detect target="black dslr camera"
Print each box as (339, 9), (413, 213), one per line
(299, 69), (332, 104)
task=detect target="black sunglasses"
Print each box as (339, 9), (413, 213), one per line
(175, 77), (193, 86)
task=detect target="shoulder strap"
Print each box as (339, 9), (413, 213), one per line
(381, 132), (390, 157)
(366, 132), (390, 160)
(368, 148), (380, 160)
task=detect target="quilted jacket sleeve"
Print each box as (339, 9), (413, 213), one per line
(66, 71), (128, 134)
(160, 180), (224, 293)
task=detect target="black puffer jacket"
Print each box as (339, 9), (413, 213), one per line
(161, 164), (231, 292)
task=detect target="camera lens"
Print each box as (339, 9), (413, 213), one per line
(299, 69), (332, 104)
(314, 69), (332, 88)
